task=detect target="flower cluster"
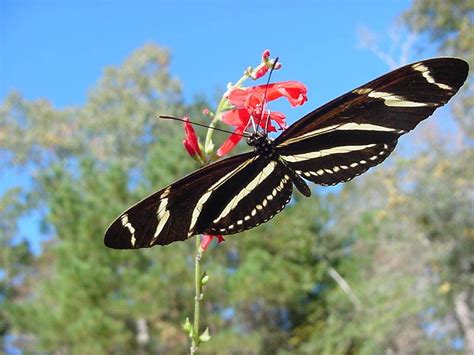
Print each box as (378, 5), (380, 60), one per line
(181, 50), (308, 250)
(218, 80), (307, 156)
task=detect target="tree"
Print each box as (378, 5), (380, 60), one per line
(282, 2), (474, 353)
(2, 44), (203, 353)
(404, 0), (473, 138)
(0, 189), (33, 351)
(404, 1), (474, 353)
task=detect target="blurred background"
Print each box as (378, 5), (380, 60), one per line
(1, 1), (472, 354)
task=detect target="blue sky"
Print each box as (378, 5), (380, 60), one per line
(1, 0), (414, 108)
(2, 0), (422, 251)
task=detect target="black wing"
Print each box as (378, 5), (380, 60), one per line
(105, 153), (292, 249)
(275, 58), (469, 186)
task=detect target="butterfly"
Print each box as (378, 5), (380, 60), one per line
(105, 58), (469, 249)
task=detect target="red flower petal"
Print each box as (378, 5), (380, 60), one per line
(228, 81), (308, 108)
(259, 111), (286, 131)
(270, 111), (287, 128)
(244, 93), (263, 112)
(182, 116), (202, 159)
(258, 81), (308, 107)
(200, 235), (213, 250)
(226, 87), (252, 107)
(200, 234), (225, 251)
(216, 126), (245, 157)
(183, 138), (198, 157)
(272, 82), (308, 107)
(222, 108), (250, 127)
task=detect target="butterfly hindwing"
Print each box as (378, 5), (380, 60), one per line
(279, 140), (398, 186)
(204, 159), (293, 235)
(276, 58), (468, 186)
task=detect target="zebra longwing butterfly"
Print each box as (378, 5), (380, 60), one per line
(105, 58), (469, 249)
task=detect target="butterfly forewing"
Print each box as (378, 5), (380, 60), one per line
(105, 153), (255, 248)
(276, 58), (469, 186)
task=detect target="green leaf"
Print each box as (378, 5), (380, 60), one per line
(182, 317), (192, 333)
(199, 327), (211, 342)
(201, 272), (210, 286)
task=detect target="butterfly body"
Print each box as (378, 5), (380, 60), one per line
(247, 132), (276, 158)
(105, 58), (469, 249)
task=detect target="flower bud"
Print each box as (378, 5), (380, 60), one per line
(253, 65), (269, 80)
(182, 317), (192, 333)
(262, 49), (271, 61)
(201, 274), (210, 286)
(199, 327), (211, 342)
(182, 116), (204, 161)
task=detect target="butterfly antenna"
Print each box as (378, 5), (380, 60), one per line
(258, 57), (279, 132)
(159, 115), (251, 138)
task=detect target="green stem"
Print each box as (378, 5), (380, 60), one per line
(189, 61), (263, 353)
(191, 236), (202, 354)
(203, 72), (251, 155)
(204, 98), (226, 154)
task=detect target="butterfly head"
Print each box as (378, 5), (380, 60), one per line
(247, 131), (275, 158)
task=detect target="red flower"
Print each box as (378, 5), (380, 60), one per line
(217, 81), (307, 157)
(200, 234), (225, 251)
(253, 65), (269, 79)
(216, 125), (245, 157)
(228, 81), (308, 107)
(182, 116), (203, 160)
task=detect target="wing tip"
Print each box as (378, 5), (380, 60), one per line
(416, 57), (469, 91)
(104, 220), (136, 250)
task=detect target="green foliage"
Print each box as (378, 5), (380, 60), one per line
(403, 0), (473, 59)
(0, 188), (33, 348)
(8, 156), (196, 353)
(403, 2), (474, 353)
(1, 44), (200, 353)
(404, 0), (473, 138)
